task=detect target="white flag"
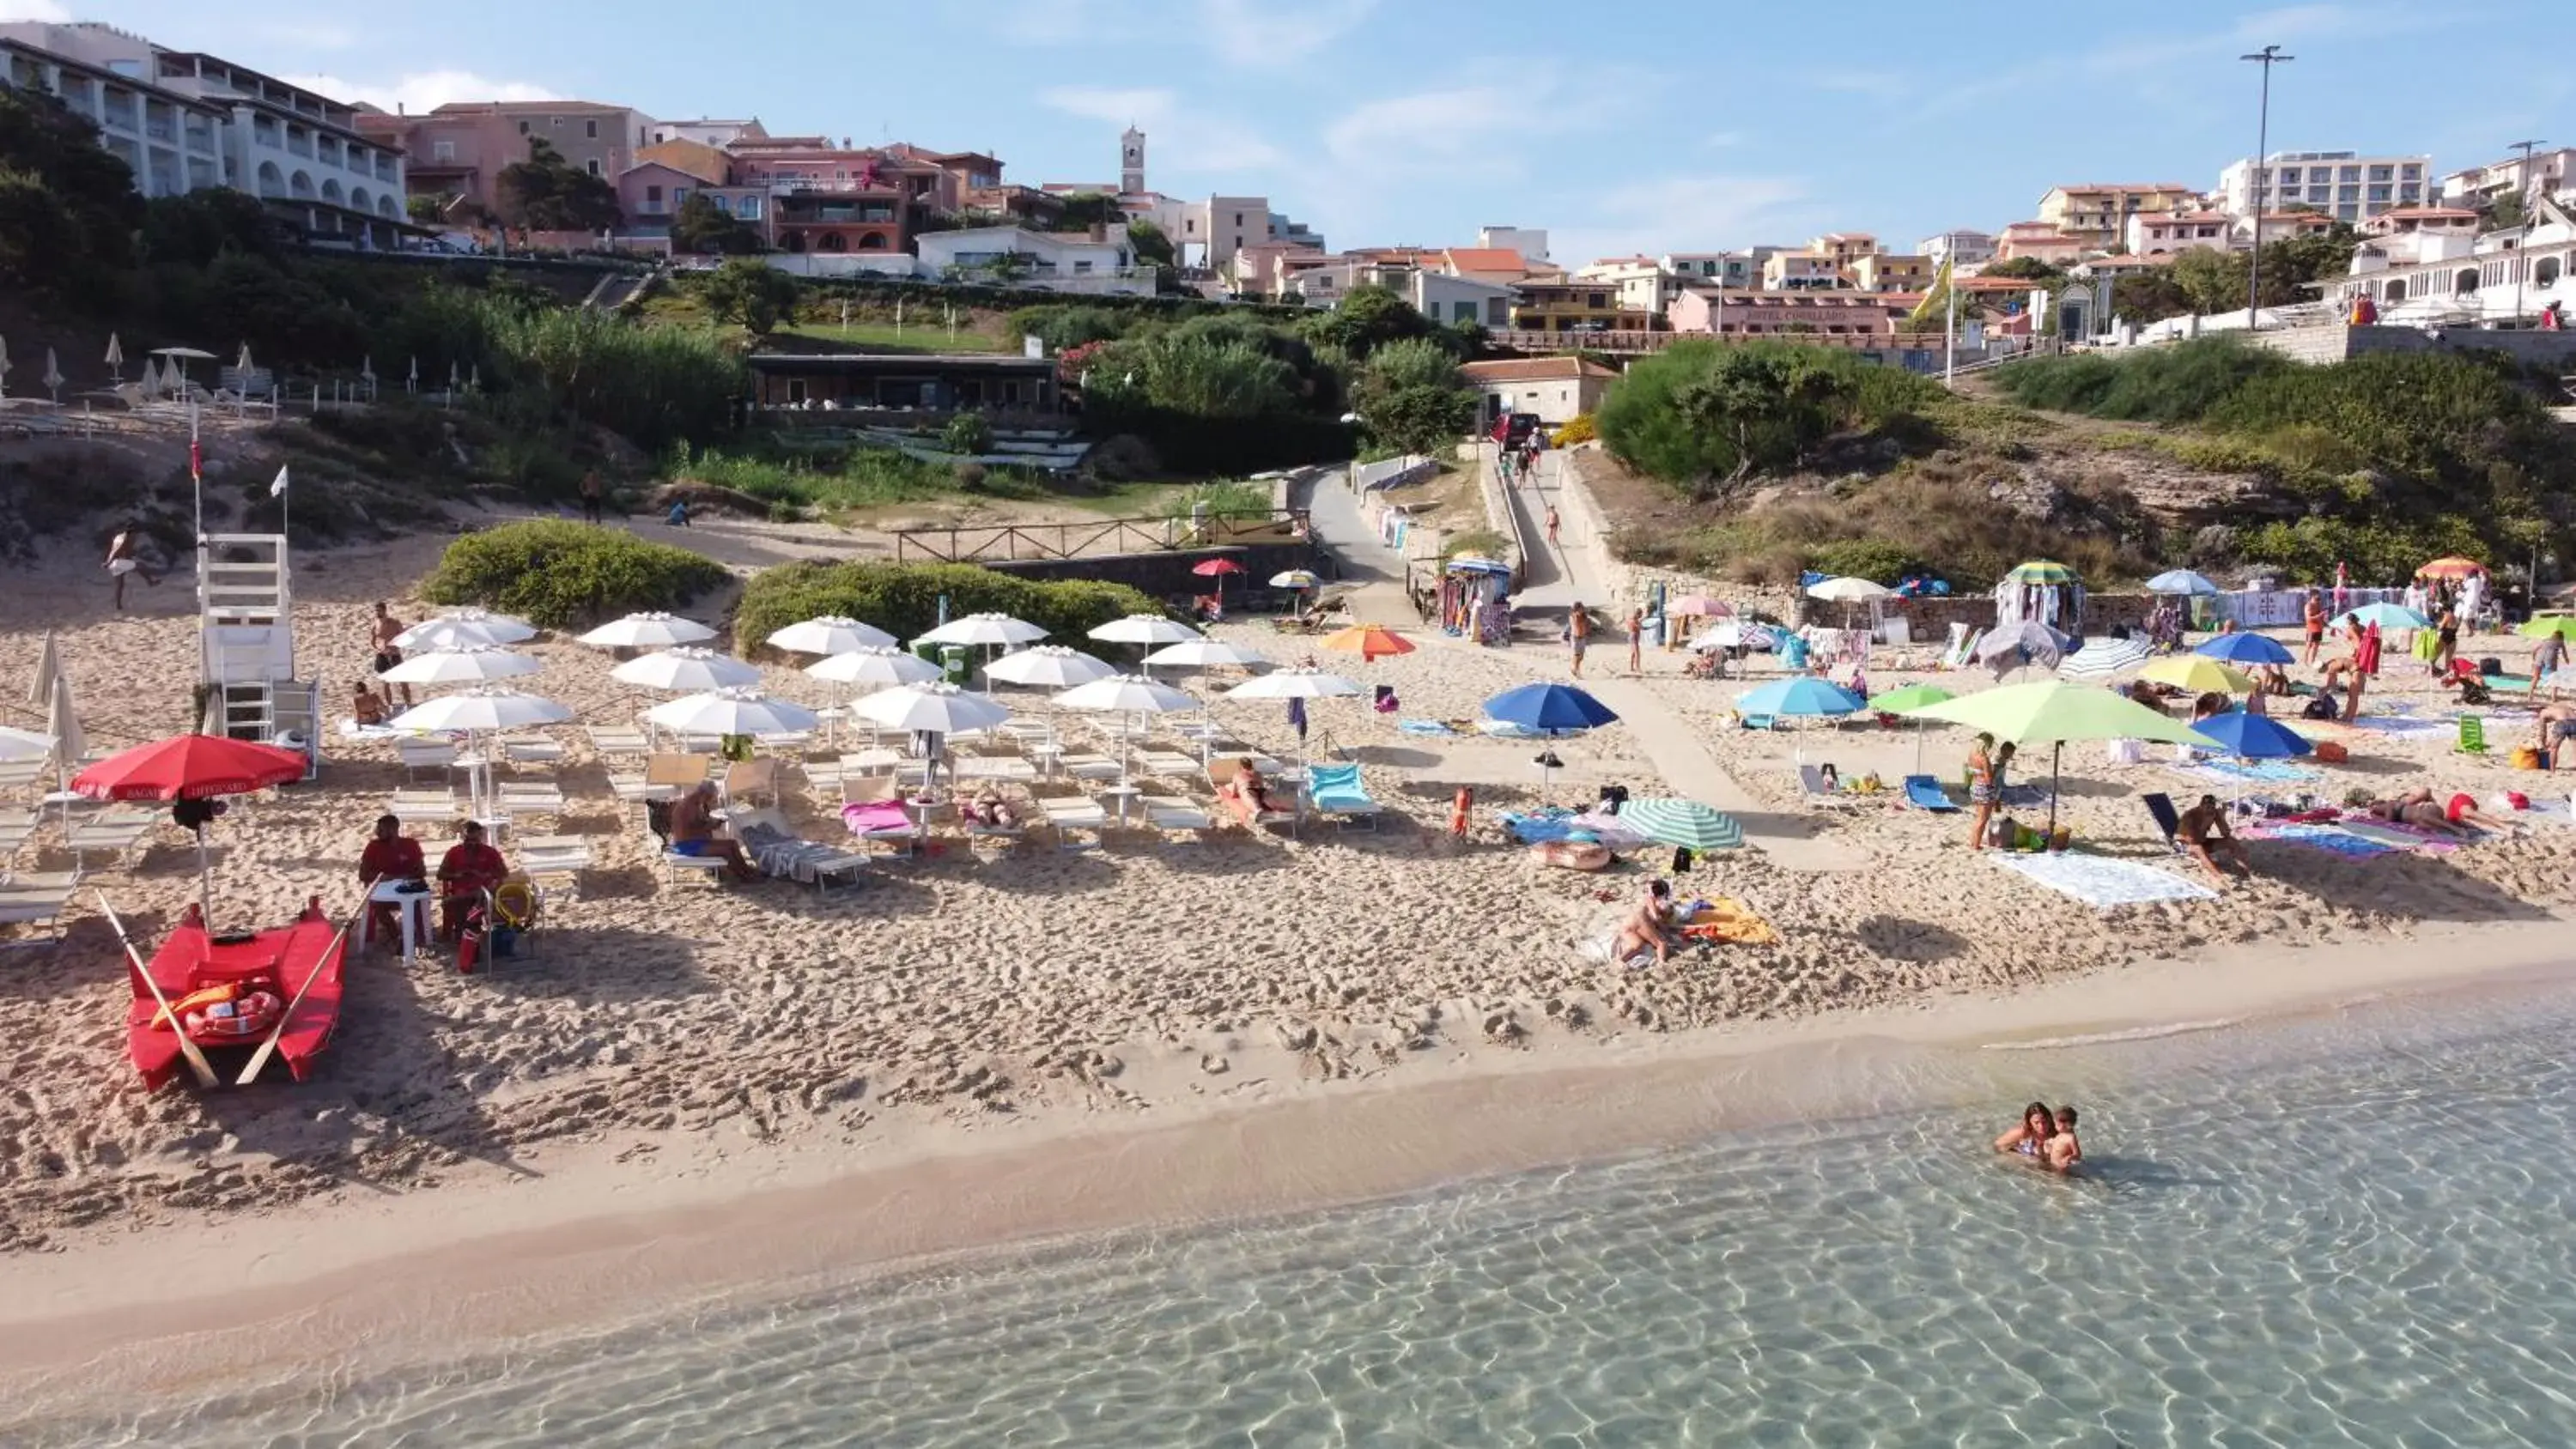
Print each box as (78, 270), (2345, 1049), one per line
(270, 465), (290, 498)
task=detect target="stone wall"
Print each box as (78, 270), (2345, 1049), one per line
(2247, 322), (2576, 368)
(981, 542), (1317, 605)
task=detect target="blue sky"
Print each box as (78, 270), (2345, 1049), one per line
(14, 0), (2571, 260)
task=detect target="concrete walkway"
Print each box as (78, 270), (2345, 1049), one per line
(1305, 449), (1862, 871)
(1291, 464), (1419, 628)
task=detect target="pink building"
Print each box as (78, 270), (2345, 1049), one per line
(2125, 209), (2234, 256)
(1666, 288), (1917, 338)
(1994, 220), (2087, 264)
(357, 100), (657, 218)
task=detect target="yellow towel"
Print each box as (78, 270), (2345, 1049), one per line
(1680, 898), (1780, 946)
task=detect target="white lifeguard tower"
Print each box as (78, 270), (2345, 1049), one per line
(197, 532), (319, 774)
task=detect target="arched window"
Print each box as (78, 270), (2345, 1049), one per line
(349, 186), (371, 212)
(379, 195), (398, 218)
(2454, 269), (2479, 295)
(2536, 257), (2563, 288)
(858, 232), (888, 251)
(784, 232), (807, 253)
(256, 161), (284, 197)
(2385, 279), (2405, 303)
(321, 179), (343, 204)
(289, 169), (315, 198)
(820, 231), (848, 252)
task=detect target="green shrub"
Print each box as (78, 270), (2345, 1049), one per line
(1442, 527), (1512, 561)
(1806, 538), (1916, 584)
(1596, 340), (1941, 493)
(422, 519), (727, 627)
(942, 413), (996, 457)
(1992, 338), (2288, 423)
(1156, 480), (1272, 521)
(733, 561), (1158, 658)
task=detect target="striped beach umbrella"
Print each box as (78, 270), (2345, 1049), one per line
(1619, 798), (1744, 852)
(2058, 636), (2150, 682)
(2005, 560), (2081, 585)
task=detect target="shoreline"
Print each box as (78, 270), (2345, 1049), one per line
(5, 916), (2570, 1418)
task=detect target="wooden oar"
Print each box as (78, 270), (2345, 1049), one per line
(95, 891), (219, 1090)
(237, 882), (371, 1087)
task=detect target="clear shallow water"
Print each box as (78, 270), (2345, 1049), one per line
(30, 980), (2576, 1448)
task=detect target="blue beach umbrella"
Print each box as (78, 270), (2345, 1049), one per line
(1735, 676), (1865, 718)
(1484, 682), (1619, 731)
(2146, 569), (2220, 596)
(2191, 709), (2313, 760)
(2193, 633), (2295, 666)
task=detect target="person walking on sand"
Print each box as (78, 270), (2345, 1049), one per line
(579, 469), (605, 524)
(370, 602), (415, 708)
(1626, 607), (1644, 676)
(1966, 732), (1999, 850)
(2302, 591), (2327, 665)
(1567, 601), (1592, 678)
(2431, 603), (2460, 677)
(105, 527), (162, 610)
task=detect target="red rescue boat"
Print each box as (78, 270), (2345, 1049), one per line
(126, 898), (348, 1090)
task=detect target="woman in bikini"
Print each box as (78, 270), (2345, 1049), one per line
(1966, 734), (1999, 851)
(2363, 788), (2476, 838)
(1612, 879), (1680, 967)
(1994, 1101), (2055, 1158)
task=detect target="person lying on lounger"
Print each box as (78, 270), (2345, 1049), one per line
(2177, 794), (2252, 882)
(671, 781), (760, 882)
(963, 784), (1020, 829)
(1217, 758), (1276, 828)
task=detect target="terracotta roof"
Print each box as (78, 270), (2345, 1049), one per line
(2047, 182), (2195, 193)
(2377, 206), (2479, 219)
(1462, 358), (1619, 383)
(1443, 247), (1532, 271)
(1958, 276), (2041, 292)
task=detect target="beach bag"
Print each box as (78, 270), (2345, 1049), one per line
(2512, 746), (2543, 771)
(2478, 656), (2503, 676)
(2313, 740), (2349, 763)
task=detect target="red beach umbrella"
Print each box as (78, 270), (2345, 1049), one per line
(73, 734), (307, 923)
(1192, 556), (1247, 612)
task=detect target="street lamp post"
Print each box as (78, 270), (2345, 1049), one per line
(2506, 137), (2544, 325)
(1942, 231), (1958, 386)
(2240, 45), (2294, 330)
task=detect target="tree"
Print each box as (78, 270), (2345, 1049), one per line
(1981, 256), (2064, 283)
(1352, 337), (1477, 455)
(141, 188), (284, 267)
(407, 193), (449, 227)
(1052, 191), (1123, 231)
(2488, 192), (2527, 232)
(2111, 267), (2193, 324)
(493, 136), (622, 233)
(700, 257), (799, 335)
(1300, 283), (1438, 359)
(670, 191), (760, 255)
(0, 85), (143, 298)
(1126, 216), (1174, 270)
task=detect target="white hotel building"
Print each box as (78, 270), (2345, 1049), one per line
(2215, 149), (2430, 227)
(0, 21), (410, 247)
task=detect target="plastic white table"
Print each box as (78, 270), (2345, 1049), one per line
(361, 879), (434, 961)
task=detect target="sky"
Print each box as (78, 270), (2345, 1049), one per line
(8, 0), (2570, 261)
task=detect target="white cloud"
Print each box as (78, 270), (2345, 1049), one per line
(1042, 86), (1175, 128)
(284, 70), (556, 112)
(1204, 0), (1375, 66)
(1546, 174), (1819, 264)
(1041, 86), (1284, 177)
(0, 0), (71, 21)
(1325, 87), (1528, 173)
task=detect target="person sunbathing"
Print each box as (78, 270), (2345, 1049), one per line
(1612, 879), (1682, 967)
(963, 785), (1019, 828)
(2361, 788), (2476, 838)
(670, 781), (760, 882)
(2177, 794), (2252, 882)
(353, 681), (390, 727)
(1218, 758), (1276, 828)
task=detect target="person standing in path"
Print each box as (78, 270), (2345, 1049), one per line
(1545, 505), (1561, 547)
(1626, 608), (1644, 676)
(580, 469), (605, 524)
(370, 601), (415, 708)
(1568, 601), (1592, 678)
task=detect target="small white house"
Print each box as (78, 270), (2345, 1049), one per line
(1460, 357), (1618, 427)
(914, 225), (1153, 295)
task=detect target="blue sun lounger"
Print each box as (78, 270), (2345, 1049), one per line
(1904, 775), (1959, 812)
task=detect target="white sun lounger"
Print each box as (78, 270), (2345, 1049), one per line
(65, 807), (157, 866)
(389, 789), (463, 826)
(1134, 750), (1202, 779)
(731, 808), (870, 889)
(497, 782), (567, 820)
(1140, 795), (1213, 836)
(1054, 752), (1123, 782)
(501, 736), (568, 766)
(396, 738), (458, 781)
(585, 724), (649, 757)
(514, 834), (594, 898)
(1038, 795), (1107, 850)
(0, 870), (79, 947)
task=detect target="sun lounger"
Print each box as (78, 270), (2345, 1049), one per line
(501, 736), (568, 766)
(1037, 794), (1107, 850)
(659, 848), (727, 888)
(0, 870), (80, 947)
(1135, 750), (1202, 779)
(1054, 752), (1124, 782)
(730, 808), (870, 889)
(585, 724), (649, 757)
(1303, 762), (1382, 830)
(396, 738), (458, 781)
(721, 756), (781, 810)
(0, 758), (51, 794)
(389, 788), (463, 826)
(1903, 775), (1959, 812)
(951, 755), (1038, 783)
(514, 834), (594, 897)
(644, 753), (711, 798)
(1139, 794), (1213, 836)
(64, 808), (155, 866)
(496, 782), (567, 820)
(2142, 791), (2184, 854)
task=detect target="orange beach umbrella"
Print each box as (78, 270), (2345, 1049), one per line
(2416, 556), (2487, 580)
(1319, 625), (1415, 662)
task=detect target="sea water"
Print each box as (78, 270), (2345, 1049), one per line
(26, 977), (2576, 1447)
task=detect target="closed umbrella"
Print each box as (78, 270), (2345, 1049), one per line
(2146, 569), (2220, 596)
(580, 611), (715, 650)
(767, 615), (897, 656)
(2192, 633), (2295, 666)
(42, 347), (61, 403)
(27, 629), (58, 707)
(2058, 637), (2150, 682)
(47, 674), (82, 791)
(379, 646), (542, 685)
(1618, 798), (1745, 852)
(1899, 680), (2219, 834)
(611, 647), (761, 693)
(986, 646), (1117, 688)
(643, 688), (818, 738)
(105, 332), (123, 380)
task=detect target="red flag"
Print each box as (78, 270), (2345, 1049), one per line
(1487, 412), (1510, 444)
(188, 403), (201, 481)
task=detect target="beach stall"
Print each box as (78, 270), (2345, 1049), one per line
(1995, 561), (2084, 636)
(1437, 558), (1513, 645)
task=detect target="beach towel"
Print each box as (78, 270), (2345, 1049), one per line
(1397, 719), (1456, 737)
(2241, 823), (2397, 858)
(1679, 898), (1779, 945)
(2333, 819), (2464, 853)
(840, 801), (914, 837)
(1991, 852), (2219, 908)
(2186, 760), (2321, 784)
(2337, 715), (2450, 739)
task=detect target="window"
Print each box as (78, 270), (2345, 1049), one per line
(2399, 184), (2421, 200)
(585, 118), (598, 139)
(646, 185), (664, 205)
(2339, 166), (2360, 181)
(2368, 185), (2391, 202)
(550, 116), (562, 129)
(1232, 211), (1242, 226)
(586, 159), (601, 177)
(2402, 163), (2421, 179)
(2338, 185), (2360, 201)
(2278, 167), (2301, 185)
(674, 187), (690, 208)
(518, 120), (530, 135)
(433, 140), (454, 161)
(2369, 165), (2392, 181)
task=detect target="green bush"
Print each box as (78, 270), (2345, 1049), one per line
(1992, 338), (2289, 423)
(1806, 538), (1917, 584)
(733, 561), (1159, 658)
(1597, 340), (1942, 493)
(421, 519), (727, 627)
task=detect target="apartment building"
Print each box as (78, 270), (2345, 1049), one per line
(1478, 225), (1549, 263)
(2360, 205), (2480, 239)
(651, 117), (766, 148)
(1918, 231), (1997, 268)
(1662, 250), (1767, 288)
(915, 224), (1152, 296)
(726, 137), (957, 255)
(1994, 220), (2087, 265)
(2035, 183), (2198, 247)
(0, 24), (227, 199)
(1571, 256), (1667, 313)
(359, 100), (657, 217)
(1809, 232), (1882, 268)
(1666, 288), (1917, 340)
(1510, 277), (1646, 332)
(2330, 197), (2574, 322)
(2124, 209), (2235, 257)
(2440, 147), (2576, 212)
(1849, 253), (1931, 292)
(1761, 251), (1840, 289)
(2216, 150), (2427, 226)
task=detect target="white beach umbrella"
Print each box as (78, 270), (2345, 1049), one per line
(805, 646), (941, 688)
(644, 688), (818, 737)
(27, 629), (58, 707)
(1143, 638), (1269, 670)
(611, 646), (762, 693)
(1804, 576), (1893, 603)
(1054, 674), (1200, 715)
(847, 682), (1012, 735)
(394, 609), (537, 650)
(580, 611), (716, 650)
(387, 688), (571, 735)
(986, 646), (1118, 689)
(1222, 668), (1363, 701)
(0, 724), (53, 763)
(2057, 636), (2151, 683)
(1087, 614), (1200, 647)
(105, 332), (123, 379)
(378, 646), (542, 685)
(914, 612), (1047, 648)
(47, 675), (82, 769)
(767, 615), (897, 656)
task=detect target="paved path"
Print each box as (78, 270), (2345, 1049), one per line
(1304, 449), (1862, 871)
(1291, 464), (1419, 628)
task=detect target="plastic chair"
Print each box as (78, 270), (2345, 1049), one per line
(2457, 715), (2490, 755)
(2142, 791), (2184, 853)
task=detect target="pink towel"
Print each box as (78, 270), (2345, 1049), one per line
(841, 802), (913, 835)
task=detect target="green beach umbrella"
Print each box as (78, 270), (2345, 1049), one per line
(2517, 615), (2576, 643)
(1869, 683), (1957, 773)
(1899, 681), (2218, 835)
(1619, 798), (1744, 853)
(2005, 560), (2080, 585)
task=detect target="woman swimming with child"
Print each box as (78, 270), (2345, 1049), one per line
(1994, 1101), (2083, 1174)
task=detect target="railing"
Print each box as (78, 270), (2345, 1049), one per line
(893, 510), (1305, 565)
(1489, 329), (1961, 355)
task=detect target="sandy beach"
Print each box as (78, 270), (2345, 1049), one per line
(4, 483), (2576, 1416)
